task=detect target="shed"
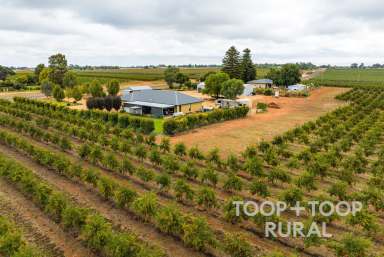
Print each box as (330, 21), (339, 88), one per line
(197, 82), (205, 93)
(123, 85), (153, 93)
(287, 84), (306, 91)
(242, 84), (256, 96)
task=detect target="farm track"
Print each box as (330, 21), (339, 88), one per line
(0, 178), (94, 257)
(0, 144), (207, 257)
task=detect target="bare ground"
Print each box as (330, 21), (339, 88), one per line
(171, 87), (349, 156)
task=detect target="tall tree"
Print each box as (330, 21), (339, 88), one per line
(240, 48), (256, 82)
(52, 85), (65, 101)
(267, 64), (301, 86)
(204, 72), (229, 98)
(48, 53), (68, 85)
(34, 64), (45, 79)
(222, 46), (241, 79)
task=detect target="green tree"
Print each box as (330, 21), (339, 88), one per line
(0, 65), (15, 81)
(240, 48), (256, 82)
(132, 192), (158, 221)
(89, 79), (105, 97)
(221, 79), (244, 99)
(52, 85), (65, 102)
(34, 63), (45, 79)
(38, 67), (52, 83)
(331, 233), (372, 257)
(65, 86), (82, 102)
(107, 79), (120, 96)
(267, 64), (301, 86)
(62, 71), (77, 88)
(48, 53), (68, 85)
(204, 72), (230, 98)
(196, 187), (217, 209)
(164, 66), (179, 88)
(222, 46), (241, 79)
(40, 79), (54, 96)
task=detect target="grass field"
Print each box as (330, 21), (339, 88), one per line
(308, 68), (384, 87)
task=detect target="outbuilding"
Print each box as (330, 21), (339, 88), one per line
(122, 90), (203, 117)
(287, 84), (306, 91)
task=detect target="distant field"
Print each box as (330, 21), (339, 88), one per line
(308, 68), (384, 87)
(75, 67), (221, 84)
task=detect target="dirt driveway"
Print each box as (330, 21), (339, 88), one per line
(170, 87), (349, 156)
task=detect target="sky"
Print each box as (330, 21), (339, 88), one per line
(1, 0), (384, 67)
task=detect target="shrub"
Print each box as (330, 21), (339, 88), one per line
(196, 187), (217, 209)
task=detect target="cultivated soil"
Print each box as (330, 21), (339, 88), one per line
(171, 87), (349, 156)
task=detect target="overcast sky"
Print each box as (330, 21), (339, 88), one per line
(1, 0), (383, 67)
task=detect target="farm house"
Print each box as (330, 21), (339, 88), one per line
(246, 79), (273, 89)
(122, 89), (203, 117)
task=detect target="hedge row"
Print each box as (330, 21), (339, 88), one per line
(0, 153), (164, 257)
(13, 97), (155, 134)
(163, 106), (249, 135)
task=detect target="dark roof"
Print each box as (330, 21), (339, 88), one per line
(247, 79), (273, 84)
(121, 90), (203, 106)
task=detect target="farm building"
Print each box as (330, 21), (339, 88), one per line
(246, 79), (273, 89)
(197, 82), (205, 92)
(288, 84), (306, 91)
(242, 84), (256, 96)
(122, 90), (203, 117)
(123, 85), (153, 93)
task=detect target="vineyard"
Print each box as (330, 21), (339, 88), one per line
(0, 86), (384, 257)
(307, 69), (384, 87)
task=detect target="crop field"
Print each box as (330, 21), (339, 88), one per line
(75, 67), (270, 84)
(308, 68), (384, 87)
(0, 86), (383, 257)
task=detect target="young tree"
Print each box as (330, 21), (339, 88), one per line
(200, 168), (218, 186)
(182, 217), (214, 251)
(164, 66), (179, 88)
(52, 85), (65, 101)
(174, 142), (187, 156)
(249, 179), (270, 197)
(159, 138), (170, 152)
(155, 205), (184, 235)
(132, 192), (158, 221)
(155, 174), (171, 192)
(223, 173), (243, 192)
(69, 86), (83, 102)
(174, 179), (194, 202)
(244, 157), (264, 177)
(196, 187), (217, 209)
(107, 79), (120, 96)
(89, 79), (105, 97)
(240, 48), (256, 82)
(331, 233), (372, 257)
(223, 232), (253, 257)
(222, 46), (241, 79)
(40, 79), (54, 96)
(204, 72), (230, 98)
(48, 53), (68, 85)
(62, 71), (77, 88)
(221, 79), (244, 99)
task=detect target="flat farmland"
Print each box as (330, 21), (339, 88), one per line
(171, 87), (349, 156)
(309, 68), (384, 87)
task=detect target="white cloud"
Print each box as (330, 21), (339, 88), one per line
(0, 0), (384, 66)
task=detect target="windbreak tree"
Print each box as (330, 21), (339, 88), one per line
(241, 48), (256, 82)
(222, 46), (241, 79)
(48, 53), (68, 85)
